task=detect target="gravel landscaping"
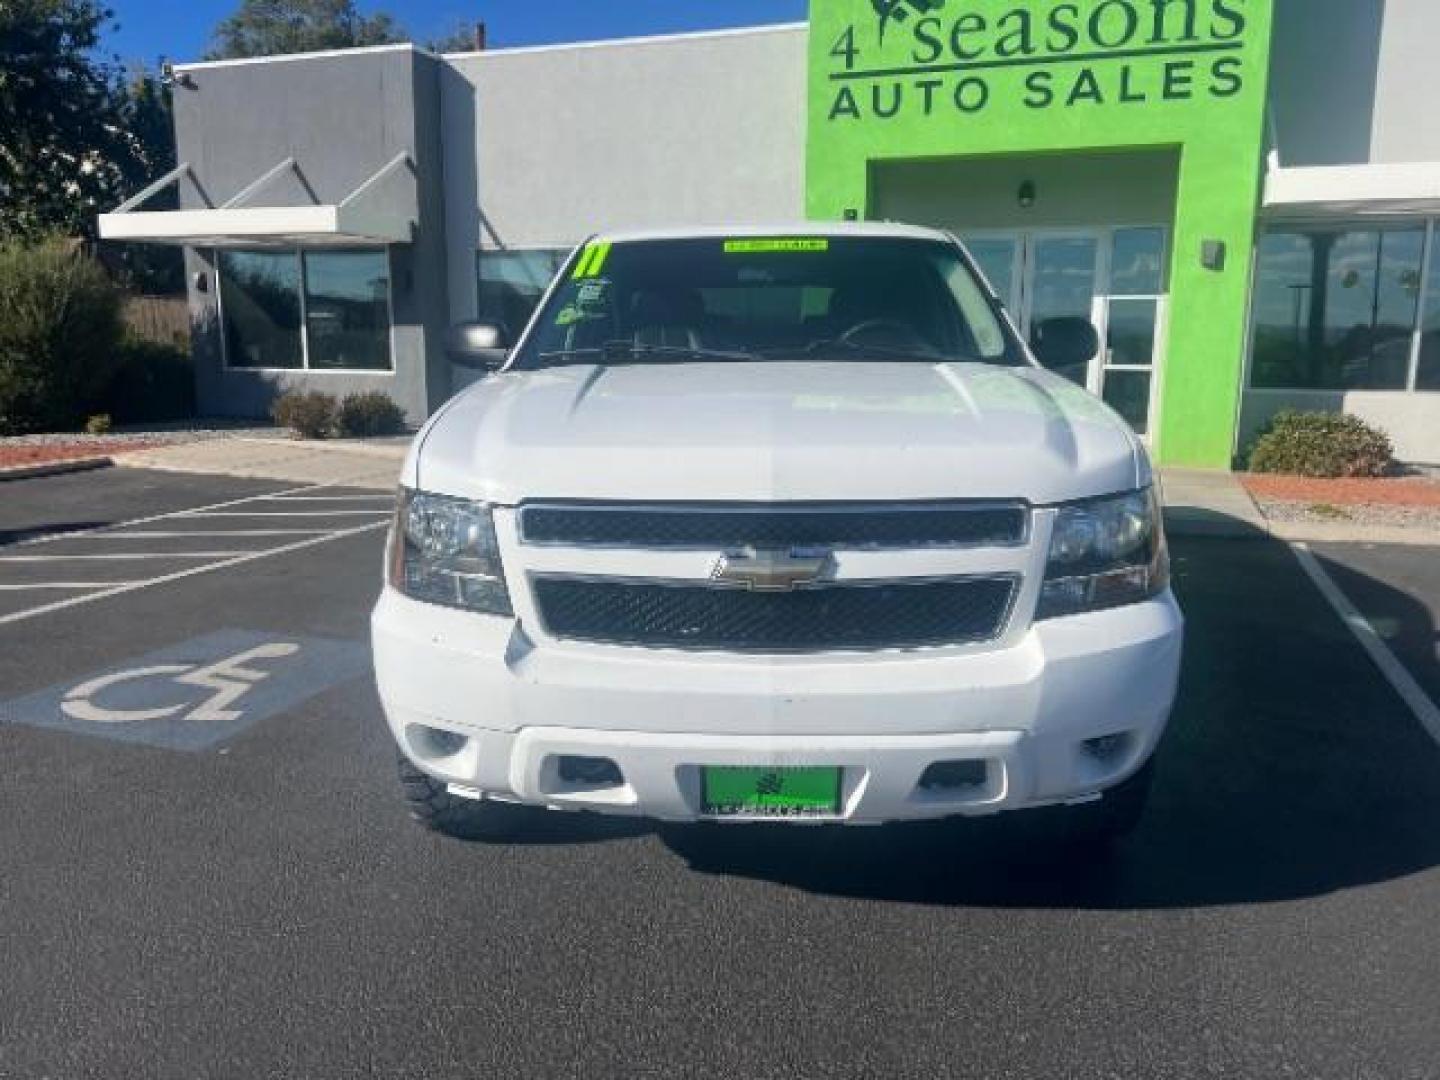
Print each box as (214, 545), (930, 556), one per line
(1242, 473), (1440, 508)
(1256, 499), (1440, 531)
(1240, 473), (1440, 534)
(0, 422), (280, 471)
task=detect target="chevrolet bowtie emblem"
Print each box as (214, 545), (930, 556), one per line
(711, 547), (834, 592)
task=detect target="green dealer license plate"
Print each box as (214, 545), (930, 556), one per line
(701, 767), (843, 819)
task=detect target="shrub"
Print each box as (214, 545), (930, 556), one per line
(337, 391), (407, 437)
(85, 414), (113, 435)
(1246, 411), (1394, 479)
(96, 339), (195, 425)
(272, 389), (337, 439)
(0, 237), (123, 434)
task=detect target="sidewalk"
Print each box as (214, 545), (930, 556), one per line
(118, 436), (407, 490)
(1160, 467), (1440, 545)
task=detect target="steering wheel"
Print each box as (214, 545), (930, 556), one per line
(838, 318), (927, 348)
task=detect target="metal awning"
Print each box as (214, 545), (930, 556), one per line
(1263, 161), (1440, 220)
(98, 154), (417, 247)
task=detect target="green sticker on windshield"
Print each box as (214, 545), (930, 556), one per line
(572, 242), (612, 279)
(723, 238), (830, 255)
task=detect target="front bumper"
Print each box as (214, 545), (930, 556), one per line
(371, 588), (1183, 824)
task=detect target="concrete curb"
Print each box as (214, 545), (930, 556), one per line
(0, 456), (114, 483)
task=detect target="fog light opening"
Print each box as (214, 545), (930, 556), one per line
(557, 755), (625, 788)
(410, 724), (470, 761)
(919, 759), (989, 793)
(1082, 732), (1136, 766)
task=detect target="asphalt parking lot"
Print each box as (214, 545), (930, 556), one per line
(2, 468), (1438, 1079)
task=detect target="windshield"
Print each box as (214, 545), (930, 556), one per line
(510, 235), (1028, 370)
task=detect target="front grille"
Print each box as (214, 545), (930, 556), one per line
(519, 502), (1027, 550)
(531, 575), (1018, 652)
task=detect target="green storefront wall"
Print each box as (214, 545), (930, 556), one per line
(806, 0), (1277, 468)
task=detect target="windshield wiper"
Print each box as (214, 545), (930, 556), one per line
(536, 341), (759, 366)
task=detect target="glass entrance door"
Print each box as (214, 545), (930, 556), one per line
(1026, 233), (1102, 387)
(962, 228), (1169, 437)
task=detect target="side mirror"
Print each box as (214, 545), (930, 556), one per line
(447, 320), (511, 371)
(1031, 317), (1100, 381)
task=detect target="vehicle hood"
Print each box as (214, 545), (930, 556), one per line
(414, 361), (1146, 505)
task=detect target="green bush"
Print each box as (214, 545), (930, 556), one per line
(337, 391), (406, 437)
(272, 389), (337, 439)
(1246, 411), (1395, 479)
(0, 238), (123, 434)
(98, 339), (195, 425)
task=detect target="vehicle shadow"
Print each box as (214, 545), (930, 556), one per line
(649, 529), (1440, 909)
(0, 522), (110, 547)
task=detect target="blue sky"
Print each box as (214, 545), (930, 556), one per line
(104, 1), (809, 66)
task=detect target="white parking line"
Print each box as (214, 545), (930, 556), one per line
(10, 482), (334, 549)
(266, 496), (394, 502)
(1293, 543), (1440, 749)
(0, 521), (388, 627)
(0, 583), (143, 591)
(0, 553), (250, 562)
(91, 530), (332, 539)
(185, 511), (391, 519)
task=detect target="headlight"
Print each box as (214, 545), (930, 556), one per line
(1037, 488), (1168, 619)
(389, 489), (512, 615)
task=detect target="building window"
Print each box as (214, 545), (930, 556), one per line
(218, 247), (393, 372)
(218, 250), (304, 370)
(1419, 230), (1440, 391)
(303, 251), (392, 371)
(1249, 224), (1431, 392)
(477, 249), (567, 337)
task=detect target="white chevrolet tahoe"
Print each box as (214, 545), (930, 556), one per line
(372, 224), (1183, 844)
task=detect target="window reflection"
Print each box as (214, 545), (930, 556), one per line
(304, 250), (392, 371)
(219, 251), (303, 370)
(1110, 228), (1166, 296)
(1419, 233), (1440, 391)
(1250, 228), (1424, 391)
(477, 249), (567, 337)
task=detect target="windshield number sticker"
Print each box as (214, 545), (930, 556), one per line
(724, 238), (831, 255)
(572, 242), (612, 279)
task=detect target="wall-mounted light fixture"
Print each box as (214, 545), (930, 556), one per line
(192, 271), (209, 294)
(1018, 180), (1037, 209)
(1201, 240), (1227, 271)
(843, 208), (860, 222)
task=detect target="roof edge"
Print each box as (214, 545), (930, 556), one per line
(175, 42), (424, 74)
(441, 22), (808, 62)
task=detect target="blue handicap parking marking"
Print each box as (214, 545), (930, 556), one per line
(0, 629), (370, 752)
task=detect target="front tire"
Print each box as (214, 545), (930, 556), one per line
(397, 754), (534, 841)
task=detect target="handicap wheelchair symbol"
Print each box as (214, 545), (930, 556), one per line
(61, 643), (302, 725)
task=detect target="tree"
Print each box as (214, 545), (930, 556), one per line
(427, 23), (484, 53)
(103, 67), (185, 293)
(0, 0), (132, 240)
(206, 0), (406, 61)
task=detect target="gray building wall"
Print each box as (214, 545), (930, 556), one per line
(1369, 0), (1440, 164)
(1268, 0), (1440, 169)
(441, 26), (809, 324)
(173, 45), (450, 422)
(1267, 0), (1385, 168)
